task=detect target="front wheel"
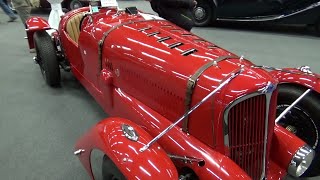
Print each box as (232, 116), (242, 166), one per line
(192, 0), (215, 26)
(34, 31), (61, 87)
(102, 155), (126, 180)
(277, 84), (320, 177)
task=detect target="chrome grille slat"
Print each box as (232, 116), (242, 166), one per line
(225, 94), (267, 180)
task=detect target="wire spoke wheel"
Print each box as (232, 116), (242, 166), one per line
(192, 0), (215, 26)
(277, 84), (320, 177)
(277, 105), (319, 149)
(69, 0), (82, 10)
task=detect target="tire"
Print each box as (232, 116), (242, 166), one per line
(102, 155), (126, 180)
(277, 84), (320, 177)
(34, 31), (61, 87)
(68, 0), (82, 10)
(192, 0), (215, 26)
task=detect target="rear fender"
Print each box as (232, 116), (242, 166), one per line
(25, 17), (51, 49)
(270, 68), (320, 93)
(74, 118), (178, 180)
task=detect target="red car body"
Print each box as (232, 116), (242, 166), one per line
(25, 6), (320, 180)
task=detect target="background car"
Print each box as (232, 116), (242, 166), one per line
(28, 0), (135, 11)
(33, 0), (87, 10)
(193, 0), (320, 34)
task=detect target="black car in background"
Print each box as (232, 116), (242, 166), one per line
(193, 0), (320, 32)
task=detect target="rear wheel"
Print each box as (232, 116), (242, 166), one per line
(34, 31), (61, 87)
(102, 155), (126, 180)
(277, 84), (320, 177)
(192, 0), (215, 26)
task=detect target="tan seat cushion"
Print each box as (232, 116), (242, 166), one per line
(66, 13), (85, 43)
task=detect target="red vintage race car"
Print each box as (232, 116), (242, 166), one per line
(25, 3), (320, 180)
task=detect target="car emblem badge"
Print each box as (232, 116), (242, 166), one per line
(122, 124), (139, 142)
(260, 81), (276, 94)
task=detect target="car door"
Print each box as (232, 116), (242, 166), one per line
(216, 0), (284, 18)
(78, 18), (102, 88)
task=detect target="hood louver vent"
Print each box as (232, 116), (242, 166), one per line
(138, 27), (151, 32)
(170, 29), (182, 32)
(147, 32), (160, 36)
(168, 42), (184, 49)
(161, 25), (173, 28)
(136, 25), (199, 56)
(208, 45), (218, 49)
(158, 37), (171, 42)
(181, 48), (197, 56)
(194, 39), (206, 43)
(181, 33), (193, 37)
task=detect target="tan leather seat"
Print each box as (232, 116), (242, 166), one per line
(66, 13), (85, 43)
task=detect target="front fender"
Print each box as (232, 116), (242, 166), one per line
(270, 68), (320, 93)
(25, 17), (51, 49)
(75, 118), (178, 180)
(271, 125), (306, 171)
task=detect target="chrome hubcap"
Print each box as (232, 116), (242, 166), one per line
(194, 7), (206, 20)
(73, 3), (81, 9)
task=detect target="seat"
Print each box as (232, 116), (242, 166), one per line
(66, 13), (85, 44)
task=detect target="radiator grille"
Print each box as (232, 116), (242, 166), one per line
(227, 94), (267, 180)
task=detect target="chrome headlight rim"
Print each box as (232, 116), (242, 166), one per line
(288, 144), (315, 177)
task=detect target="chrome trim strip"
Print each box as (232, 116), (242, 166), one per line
(261, 92), (272, 179)
(217, 1), (320, 22)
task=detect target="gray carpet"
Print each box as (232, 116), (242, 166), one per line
(0, 1), (320, 179)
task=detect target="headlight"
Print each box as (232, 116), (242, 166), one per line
(288, 145), (315, 177)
